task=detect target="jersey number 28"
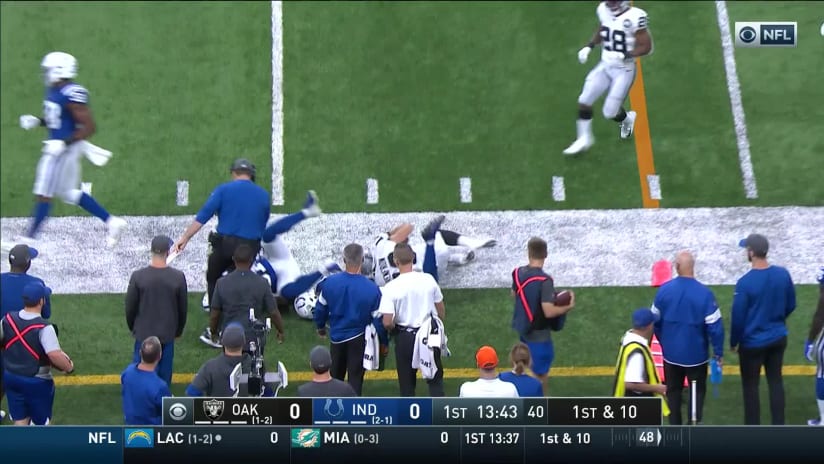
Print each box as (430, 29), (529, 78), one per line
(599, 26), (627, 53)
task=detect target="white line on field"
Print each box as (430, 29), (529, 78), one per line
(366, 178), (379, 204)
(271, 0), (285, 205)
(552, 176), (565, 202)
(715, 1), (758, 199)
(459, 177), (472, 203)
(647, 174), (662, 200)
(176, 180), (189, 206)
(81, 182), (92, 195)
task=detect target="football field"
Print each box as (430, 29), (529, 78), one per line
(1, 1), (822, 425)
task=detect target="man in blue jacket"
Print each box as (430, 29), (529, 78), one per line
(314, 243), (382, 396)
(651, 250), (724, 425)
(731, 234), (796, 425)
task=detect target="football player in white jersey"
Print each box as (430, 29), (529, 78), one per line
(369, 215), (496, 287)
(7, 52), (127, 250)
(562, 1), (653, 155)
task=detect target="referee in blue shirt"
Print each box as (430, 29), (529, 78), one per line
(173, 158), (271, 306)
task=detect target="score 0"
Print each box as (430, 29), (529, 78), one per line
(398, 399), (432, 425)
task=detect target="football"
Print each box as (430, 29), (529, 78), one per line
(554, 290), (572, 306)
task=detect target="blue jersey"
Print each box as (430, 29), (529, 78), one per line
(1, 272), (51, 319)
(43, 82), (89, 140)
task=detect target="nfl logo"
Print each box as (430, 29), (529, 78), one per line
(203, 399), (225, 421)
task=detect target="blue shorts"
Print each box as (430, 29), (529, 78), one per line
(521, 338), (555, 376)
(3, 371), (55, 425)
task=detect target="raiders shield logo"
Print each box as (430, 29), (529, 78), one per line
(203, 399), (225, 421)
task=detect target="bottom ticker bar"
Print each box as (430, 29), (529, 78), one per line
(1, 426), (821, 464)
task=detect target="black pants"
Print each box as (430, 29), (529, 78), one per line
(664, 361), (708, 425)
(206, 233), (261, 303)
(394, 330), (444, 397)
(330, 334), (366, 396)
(739, 336), (787, 425)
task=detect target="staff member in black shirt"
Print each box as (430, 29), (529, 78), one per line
(125, 235), (188, 386)
(173, 158), (271, 308)
(205, 244), (284, 352)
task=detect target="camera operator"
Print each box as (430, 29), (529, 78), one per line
(205, 244), (284, 351)
(186, 324), (265, 397)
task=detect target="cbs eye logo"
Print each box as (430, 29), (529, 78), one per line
(738, 26), (757, 43)
(169, 402), (188, 421)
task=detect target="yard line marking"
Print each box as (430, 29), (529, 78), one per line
(552, 176), (566, 202)
(80, 182), (92, 195)
(176, 180), (189, 206)
(628, 0), (658, 209)
(647, 174), (662, 200)
(271, 0), (285, 205)
(459, 177), (472, 203)
(54, 365), (817, 386)
(715, 1), (758, 199)
(629, 59), (659, 209)
(366, 178), (379, 204)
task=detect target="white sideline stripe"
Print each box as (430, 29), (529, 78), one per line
(1, 207), (821, 293)
(366, 178), (379, 205)
(460, 177), (472, 203)
(271, 0), (285, 205)
(552, 176), (565, 202)
(80, 182), (92, 195)
(647, 175), (662, 200)
(715, 1), (758, 199)
(176, 180), (189, 206)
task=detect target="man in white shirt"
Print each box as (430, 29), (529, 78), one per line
(380, 243), (445, 397)
(460, 346), (518, 398)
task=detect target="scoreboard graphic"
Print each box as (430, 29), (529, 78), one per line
(1, 398), (820, 464)
(161, 397), (664, 426)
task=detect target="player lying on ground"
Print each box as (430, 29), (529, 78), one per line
(199, 191), (341, 346)
(367, 215), (496, 286)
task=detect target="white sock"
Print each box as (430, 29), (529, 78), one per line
(457, 236), (481, 249)
(818, 399), (824, 422)
(576, 119), (593, 139)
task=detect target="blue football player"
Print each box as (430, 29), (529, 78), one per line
(10, 51), (126, 249)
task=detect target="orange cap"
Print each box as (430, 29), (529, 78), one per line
(651, 259), (672, 287)
(475, 345), (499, 369)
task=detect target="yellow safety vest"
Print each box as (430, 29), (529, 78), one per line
(613, 340), (671, 417)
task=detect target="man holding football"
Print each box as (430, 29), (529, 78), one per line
(563, 0), (653, 155)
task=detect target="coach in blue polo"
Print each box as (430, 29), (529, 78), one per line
(314, 243), (382, 396)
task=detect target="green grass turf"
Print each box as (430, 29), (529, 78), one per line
(721, 1), (824, 206)
(4, 2), (821, 217)
(0, 1), (272, 217)
(0, 286), (817, 425)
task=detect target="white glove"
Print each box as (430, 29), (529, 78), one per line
(603, 50), (628, 63)
(42, 139), (67, 156)
(20, 114), (41, 130)
(577, 46), (592, 64)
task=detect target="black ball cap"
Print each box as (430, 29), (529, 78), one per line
(230, 158), (256, 174)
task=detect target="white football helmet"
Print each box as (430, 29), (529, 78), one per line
(605, 0), (630, 15)
(293, 291), (317, 320)
(41, 52), (78, 86)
